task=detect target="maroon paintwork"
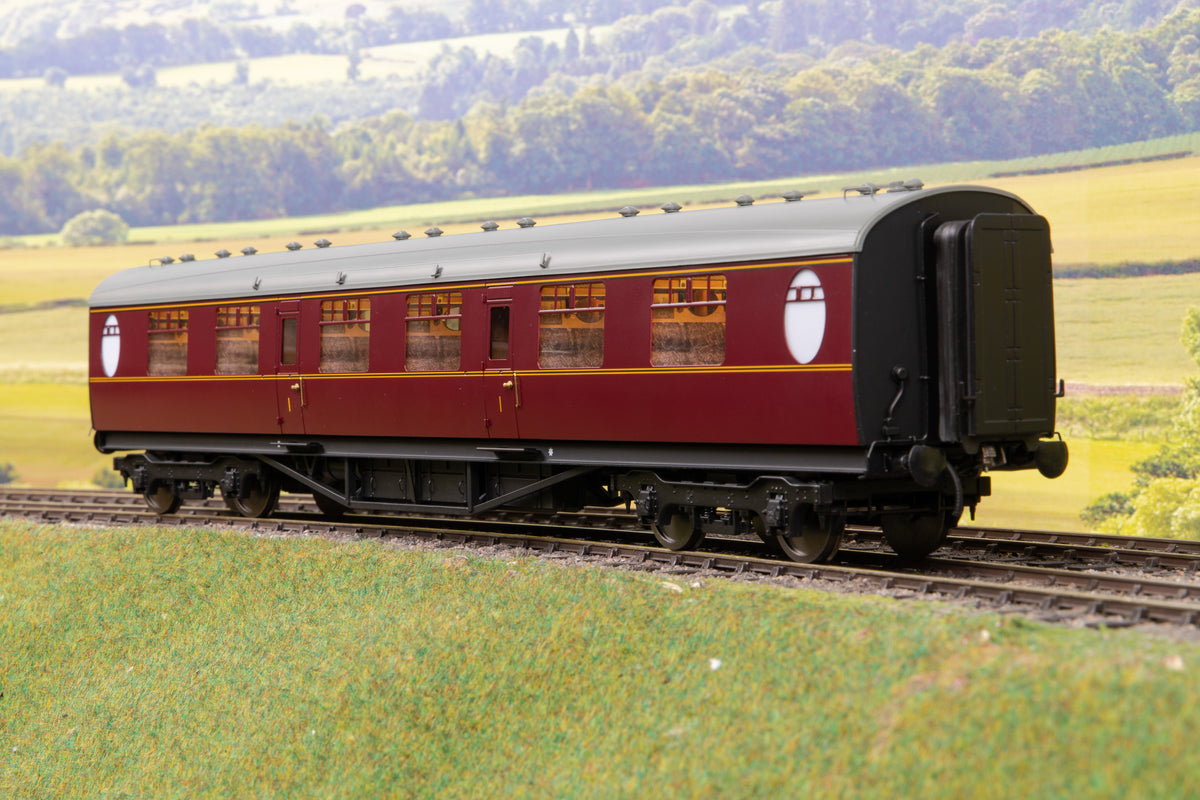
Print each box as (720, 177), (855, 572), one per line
(89, 257), (858, 447)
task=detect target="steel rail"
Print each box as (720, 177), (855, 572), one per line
(6, 488), (1200, 629)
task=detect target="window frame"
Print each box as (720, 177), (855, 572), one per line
(537, 282), (606, 369)
(215, 304), (261, 375)
(650, 273), (727, 367)
(318, 297), (372, 374)
(147, 307), (189, 376)
(405, 291), (464, 372)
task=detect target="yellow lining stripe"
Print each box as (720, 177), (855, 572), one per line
(90, 363), (852, 384)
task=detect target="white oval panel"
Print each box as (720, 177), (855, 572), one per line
(784, 269), (826, 364)
(100, 314), (121, 377)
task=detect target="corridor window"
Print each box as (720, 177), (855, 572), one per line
(406, 292), (462, 371)
(147, 308), (189, 376)
(216, 305), (260, 375)
(539, 282), (604, 368)
(650, 274), (726, 366)
(319, 298), (371, 373)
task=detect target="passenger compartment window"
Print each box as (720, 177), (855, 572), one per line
(539, 282), (604, 368)
(216, 305), (260, 375)
(147, 308), (189, 376)
(319, 298), (371, 373)
(651, 274), (726, 366)
(406, 292), (463, 372)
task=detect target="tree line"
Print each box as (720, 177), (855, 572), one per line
(0, 0), (738, 80)
(0, 0), (1178, 81)
(1, 6), (1199, 236)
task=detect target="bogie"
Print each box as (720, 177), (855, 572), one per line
(773, 505), (845, 564)
(882, 511), (949, 560)
(144, 483), (181, 515)
(651, 506), (706, 551)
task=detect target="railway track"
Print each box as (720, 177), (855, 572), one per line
(7, 487), (1200, 633)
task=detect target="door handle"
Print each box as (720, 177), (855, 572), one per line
(500, 376), (520, 408)
(289, 378), (306, 407)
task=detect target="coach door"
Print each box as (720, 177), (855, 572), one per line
(934, 213), (1056, 448)
(275, 301), (307, 435)
(482, 286), (520, 439)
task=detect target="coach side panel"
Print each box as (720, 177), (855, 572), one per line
(90, 257), (861, 448)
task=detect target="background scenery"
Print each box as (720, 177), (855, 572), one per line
(8, 3), (1200, 797)
(5, 0), (1200, 533)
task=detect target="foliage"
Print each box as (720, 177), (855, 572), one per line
(1055, 394), (1181, 441)
(91, 466), (125, 489)
(59, 209), (129, 246)
(1, 0), (1171, 84)
(0, 462), (15, 483)
(1080, 491), (1132, 527)
(1087, 308), (1200, 536)
(2, 7), (1200, 233)
(1055, 258), (1200, 279)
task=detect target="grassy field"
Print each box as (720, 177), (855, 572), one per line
(988, 154), (1200, 267)
(973, 438), (1159, 531)
(1054, 274), (1200, 385)
(3, 520), (1199, 798)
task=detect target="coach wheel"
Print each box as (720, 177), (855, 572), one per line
(312, 491), (350, 520)
(144, 484), (181, 516)
(652, 506), (706, 551)
(222, 476), (280, 519)
(882, 511), (948, 560)
(774, 506), (844, 563)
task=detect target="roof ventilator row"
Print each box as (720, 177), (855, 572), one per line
(153, 182), (911, 268)
(844, 178), (925, 198)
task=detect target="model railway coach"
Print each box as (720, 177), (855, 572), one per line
(89, 182), (1068, 562)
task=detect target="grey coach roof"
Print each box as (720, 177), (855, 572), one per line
(89, 185), (1026, 308)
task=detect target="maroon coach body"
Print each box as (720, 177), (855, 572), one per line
(89, 183), (1068, 562)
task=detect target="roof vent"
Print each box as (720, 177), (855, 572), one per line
(481, 220), (499, 232)
(286, 241), (302, 251)
(158, 255), (175, 265)
(432, 264), (443, 278)
(241, 246), (258, 256)
(253, 277), (262, 290)
(661, 201), (682, 213)
(540, 253), (551, 269)
(425, 227), (443, 238)
(215, 249), (231, 259)
(314, 238), (332, 248)
(392, 230), (412, 241)
(843, 183), (881, 198)
(517, 217), (537, 228)
(618, 206), (639, 217)
(336, 271), (347, 285)
(179, 253), (195, 262)
(782, 190), (806, 202)
(735, 194), (754, 207)
(886, 178), (925, 192)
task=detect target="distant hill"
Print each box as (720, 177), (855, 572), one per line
(0, 0), (460, 46)
(1, 0), (1198, 236)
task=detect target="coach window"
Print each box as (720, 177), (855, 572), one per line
(147, 308), (189, 376)
(539, 282), (604, 368)
(650, 274), (726, 366)
(319, 298), (371, 373)
(215, 305), (261, 375)
(406, 291), (463, 371)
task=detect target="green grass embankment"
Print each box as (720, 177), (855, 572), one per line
(2, 521), (1198, 797)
